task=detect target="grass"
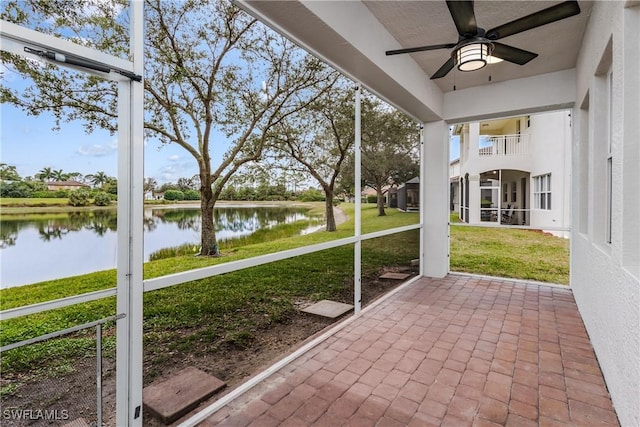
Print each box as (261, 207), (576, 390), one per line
(449, 213), (570, 284)
(0, 197), (70, 207)
(0, 204), (569, 385)
(451, 226), (569, 283)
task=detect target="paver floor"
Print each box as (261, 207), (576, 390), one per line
(199, 274), (619, 426)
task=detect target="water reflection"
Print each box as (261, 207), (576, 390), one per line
(0, 206), (317, 288)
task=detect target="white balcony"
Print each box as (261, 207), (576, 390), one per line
(479, 134), (529, 156)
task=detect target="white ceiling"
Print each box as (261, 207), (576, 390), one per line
(363, 1), (593, 92)
(239, 0), (594, 121)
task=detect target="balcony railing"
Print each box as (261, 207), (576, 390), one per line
(479, 134), (529, 156)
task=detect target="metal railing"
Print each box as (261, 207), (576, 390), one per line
(1, 314), (125, 427)
(479, 207), (530, 225)
(479, 134), (529, 156)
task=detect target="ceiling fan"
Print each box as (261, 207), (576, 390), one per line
(385, 1), (581, 79)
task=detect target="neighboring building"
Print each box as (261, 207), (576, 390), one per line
(449, 158), (460, 212)
(46, 181), (90, 191)
(450, 112), (571, 237)
(361, 185), (392, 205)
(397, 177), (419, 211)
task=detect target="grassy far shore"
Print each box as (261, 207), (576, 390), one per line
(0, 204), (568, 385)
(1, 197), (226, 214)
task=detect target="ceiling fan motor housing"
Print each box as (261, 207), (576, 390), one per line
(452, 36), (494, 72)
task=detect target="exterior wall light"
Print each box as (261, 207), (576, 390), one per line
(454, 39), (494, 72)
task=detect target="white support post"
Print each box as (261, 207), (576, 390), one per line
(116, 1), (145, 425)
(421, 121), (450, 278)
(419, 124), (425, 277)
(354, 84), (362, 314)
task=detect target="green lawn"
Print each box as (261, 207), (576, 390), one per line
(0, 198), (70, 208)
(0, 204), (568, 381)
(450, 225), (569, 284)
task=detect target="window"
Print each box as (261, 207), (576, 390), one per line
(511, 181), (517, 202)
(605, 69), (613, 244)
(533, 174), (551, 210)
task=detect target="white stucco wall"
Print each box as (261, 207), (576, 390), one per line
(571, 3), (640, 426)
(527, 111), (572, 237)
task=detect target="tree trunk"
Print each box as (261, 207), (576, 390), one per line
(324, 189), (336, 232)
(199, 175), (220, 256)
(377, 189), (386, 216)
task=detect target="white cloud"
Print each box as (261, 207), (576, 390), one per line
(77, 139), (117, 157)
(157, 160), (195, 183)
(168, 155), (181, 161)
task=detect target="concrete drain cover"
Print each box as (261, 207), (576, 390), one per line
(302, 300), (354, 318)
(143, 367), (225, 424)
(379, 272), (411, 280)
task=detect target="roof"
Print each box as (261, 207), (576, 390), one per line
(48, 181), (89, 187)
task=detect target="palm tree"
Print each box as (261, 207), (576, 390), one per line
(52, 169), (68, 182)
(0, 163), (21, 181)
(36, 166), (54, 182)
(87, 171), (109, 188)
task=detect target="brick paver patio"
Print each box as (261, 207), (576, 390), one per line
(198, 274), (619, 426)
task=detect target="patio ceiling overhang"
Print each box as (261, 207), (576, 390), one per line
(236, 1), (592, 123)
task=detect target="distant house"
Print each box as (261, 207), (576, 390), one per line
(46, 181), (90, 191)
(397, 177), (419, 211)
(450, 111), (571, 237)
(145, 190), (164, 200)
(450, 159), (460, 212)
(361, 185), (393, 206)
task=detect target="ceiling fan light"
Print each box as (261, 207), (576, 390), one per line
(455, 42), (492, 72)
(487, 55), (504, 64)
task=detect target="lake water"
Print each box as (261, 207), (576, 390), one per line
(0, 205), (319, 289)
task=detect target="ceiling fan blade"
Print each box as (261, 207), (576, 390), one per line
(486, 1), (580, 40)
(431, 57), (455, 79)
(446, 0), (478, 37)
(386, 43), (457, 56)
(491, 42), (538, 65)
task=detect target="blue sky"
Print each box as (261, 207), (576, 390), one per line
(1, 100), (201, 183)
(1, 70), (206, 184)
(450, 135), (460, 161)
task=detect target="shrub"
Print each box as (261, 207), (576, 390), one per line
(298, 188), (325, 202)
(366, 195), (377, 204)
(68, 189), (91, 207)
(94, 192), (111, 206)
(183, 190), (200, 200)
(104, 183), (118, 195)
(164, 189), (185, 201)
(0, 182), (33, 198)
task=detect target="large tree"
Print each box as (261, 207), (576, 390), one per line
(1, 0), (338, 255)
(267, 80), (353, 231)
(340, 96), (420, 216)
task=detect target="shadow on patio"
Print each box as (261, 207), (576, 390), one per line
(196, 274), (618, 426)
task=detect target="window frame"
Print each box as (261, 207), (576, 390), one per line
(533, 173), (552, 211)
